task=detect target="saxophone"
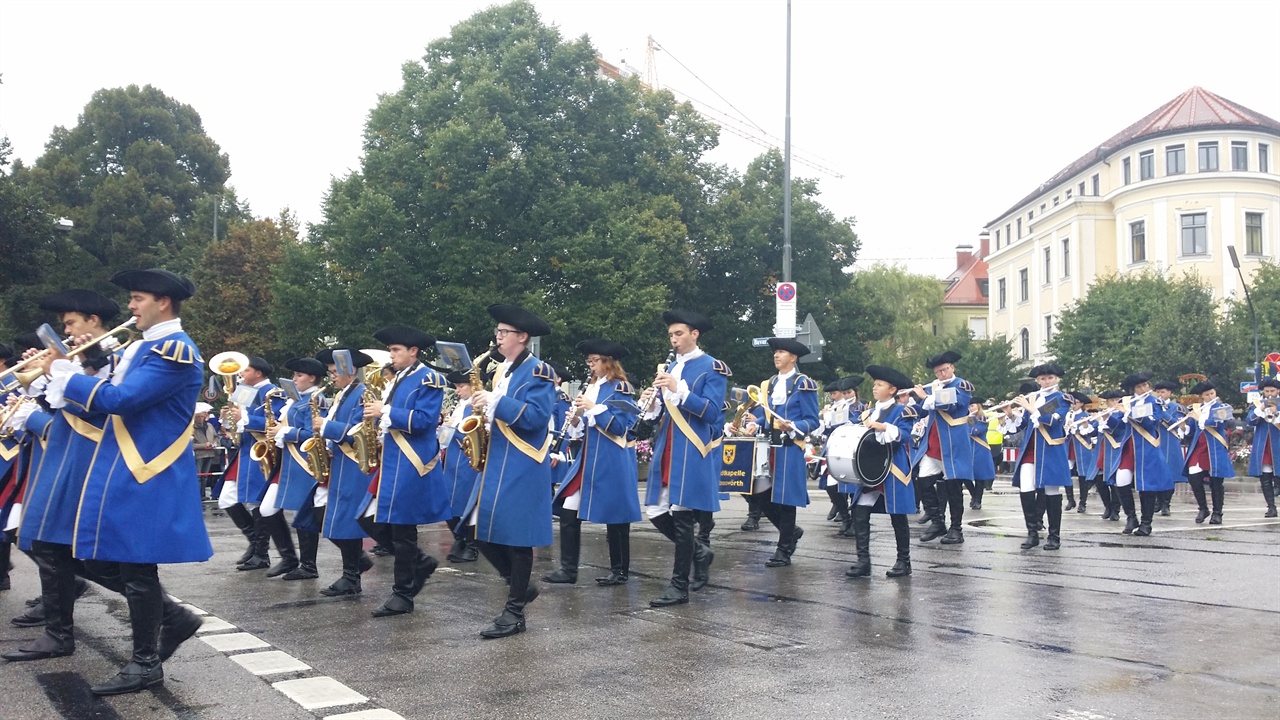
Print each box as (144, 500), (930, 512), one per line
(353, 364), (389, 475)
(300, 392), (332, 484)
(249, 388), (286, 478)
(458, 343), (497, 471)
(728, 390), (760, 437)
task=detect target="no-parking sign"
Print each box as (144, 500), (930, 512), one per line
(774, 282), (797, 338)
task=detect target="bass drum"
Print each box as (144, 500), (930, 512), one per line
(824, 424), (892, 489)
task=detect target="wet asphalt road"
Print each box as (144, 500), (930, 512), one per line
(2, 480), (1277, 720)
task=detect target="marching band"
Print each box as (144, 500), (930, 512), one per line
(2, 270), (1278, 696)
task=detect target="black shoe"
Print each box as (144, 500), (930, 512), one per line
(410, 555), (439, 596)
(371, 544), (393, 557)
(595, 571), (628, 586)
(886, 560), (912, 578)
(1122, 517), (1138, 535)
(236, 555), (270, 571)
(3, 635), (75, 662)
(447, 545), (479, 563)
(1020, 532), (1039, 549)
(320, 577), (361, 597)
(1044, 535), (1061, 550)
(234, 546), (255, 565)
(24, 596), (40, 608)
(920, 522), (947, 542)
(543, 568), (577, 584)
(915, 513), (931, 525)
(281, 565), (319, 581)
(371, 595), (413, 617)
(1064, 498), (1076, 511)
(691, 543), (714, 592)
(789, 526), (804, 553)
(358, 553), (374, 573)
(1266, 507), (1278, 518)
(939, 528), (964, 545)
(739, 516), (759, 531)
(649, 585), (689, 607)
(158, 607), (202, 662)
(1159, 505), (1171, 517)
(479, 611), (526, 639)
(826, 507), (838, 521)
(1077, 502), (1088, 514)
(265, 558), (300, 578)
(845, 559), (871, 578)
(90, 662), (164, 696)
(1209, 512), (1222, 525)
(764, 548), (791, 568)
(1134, 522), (1152, 536)
(1194, 508), (1209, 524)
(10, 607), (46, 628)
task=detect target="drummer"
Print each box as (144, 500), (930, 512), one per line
(841, 365), (918, 579)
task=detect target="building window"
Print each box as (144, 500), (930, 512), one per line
(1077, 182), (1085, 196)
(1245, 212), (1264, 255)
(1262, 143), (1271, 173)
(1040, 203), (1046, 213)
(1198, 142), (1219, 172)
(997, 278), (1007, 310)
(1053, 196), (1060, 206)
(1006, 223), (1012, 243)
(1061, 238), (1070, 277)
(1140, 150), (1155, 180)
(969, 316), (988, 340)
(1131, 220), (1146, 262)
(1066, 189), (1073, 199)
(1180, 213), (1208, 256)
(978, 279), (990, 298)
(1092, 174), (1100, 195)
(1017, 218), (1023, 238)
(1019, 268), (1029, 302)
(1020, 328), (1030, 360)
(1167, 145), (1186, 175)
(995, 229), (1001, 249)
(1232, 141), (1249, 171)
(1028, 211), (1034, 221)
(1043, 247), (1052, 283)
(1044, 314), (1054, 343)
(1123, 158), (1132, 185)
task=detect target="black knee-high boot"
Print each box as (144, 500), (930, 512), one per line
(1044, 492), (1063, 550)
(237, 508), (271, 570)
(264, 512), (299, 577)
(1209, 477), (1225, 524)
(1094, 478), (1114, 520)
(1262, 473), (1278, 517)
(970, 481), (985, 509)
(844, 505), (872, 577)
(1118, 485), (1138, 534)
(1188, 472), (1210, 523)
(1076, 476), (1090, 512)
(0, 538), (11, 591)
(694, 509), (715, 546)
(596, 524), (630, 585)
(320, 539), (363, 596)
(650, 511), (677, 542)
(941, 482), (965, 544)
(740, 493), (762, 531)
(650, 511), (693, 607)
(545, 509), (580, 583)
(1019, 491), (1040, 549)
(282, 529), (321, 580)
(223, 503), (256, 565)
(1135, 491), (1155, 536)
(918, 474), (946, 541)
(886, 514), (911, 577)
(90, 563), (164, 696)
(1064, 482), (1076, 511)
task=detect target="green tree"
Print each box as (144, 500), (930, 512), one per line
(854, 263), (946, 381)
(0, 136), (74, 338)
(943, 328), (1024, 402)
(1227, 260), (1280, 370)
(23, 84), (231, 285)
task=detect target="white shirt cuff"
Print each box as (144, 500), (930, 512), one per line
(922, 395), (937, 410)
(379, 412), (392, 432)
(875, 424), (900, 444)
(236, 415), (249, 434)
(43, 358), (80, 409)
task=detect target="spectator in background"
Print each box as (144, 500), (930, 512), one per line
(192, 403), (219, 500)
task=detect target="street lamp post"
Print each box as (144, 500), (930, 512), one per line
(1227, 245), (1260, 383)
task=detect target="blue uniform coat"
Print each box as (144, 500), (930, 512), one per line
(970, 419), (996, 482)
(1247, 402), (1280, 477)
(1126, 396), (1174, 492)
(557, 379), (642, 525)
(466, 353), (556, 547)
(1008, 390), (1072, 488)
(1098, 412), (1131, 485)
(236, 384), (285, 504)
(913, 377), (975, 480)
(1158, 403), (1187, 484)
(747, 372), (820, 507)
(440, 404), (480, 519)
(1183, 400), (1236, 478)
(838, 403), (917, 514)
(276, 391), (318, 511)
(18, 397), (108, 549)
(370, 363), (451, 526)
(644, 353), (730, 513)
(1067, 410), (1100, 481)
(61, 334), (213, 564)
(318, 381), (370, 540)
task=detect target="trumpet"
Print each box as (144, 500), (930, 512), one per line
(4, 319), (139, 389)
(0, 396), (37, 440)
(638, 350), (677, 414)
(209, 350), (250, 395)
(727, 389), (759, 436)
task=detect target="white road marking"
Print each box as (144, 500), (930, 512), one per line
(230, 650), (312, 676)
(272, 676), (369, 710)
(325, 710), (408, 720)
(199, 631), (271, 652)
(196, 616), (237, 633)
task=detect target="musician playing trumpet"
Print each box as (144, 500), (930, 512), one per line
(999, 363), (1072, 550)
(1246, 378), (1280, 518)
(1152, 379), (1189, 516)
(842, 365), (918, 579)
(740, 337), (819, 568)
(265, 357), (328, 580)
(1181, 380), (1236, 524)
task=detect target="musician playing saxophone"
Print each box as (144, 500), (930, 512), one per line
(440, 370), (480, 563)
(740, 338), (819, 568)
(356, 326), (451, 618)
(219, 357), (286, 571)
(264, 357), (328, 580)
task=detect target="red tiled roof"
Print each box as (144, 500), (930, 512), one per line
(989, 87), (1280, 226)
(943, 252), (988, 306)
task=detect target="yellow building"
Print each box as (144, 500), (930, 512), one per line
(984, 87), (1280, 365)
(938, 235), (991, 339)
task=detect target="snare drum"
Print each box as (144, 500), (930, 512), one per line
(825, 424), (892, 488)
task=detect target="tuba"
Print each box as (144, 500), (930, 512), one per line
(249, 388), (285, 478)
(353, 363), (389, 475)
(458, 343), (497, 471)
(300, 392), (331, 484)
(728, 388), (760, 437)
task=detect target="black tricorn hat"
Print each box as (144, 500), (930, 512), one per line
(248, 356), (274, 376)
(0, 343), (13, 361)
(284, 357), (326, 379)
(1068, 391), (1091, 405)
(14, 333), (41, 352)
(314, 348), (374, 369)
(445, 370), (470, 386)
(767, 337), (810, 358)
(1189, 380), (1216, 395)
(1029, 363), (1065, 379)
(1152, 379), (1181, 392)
(487, 304), (551, 337)
(1019, 382), (1039, 395)
(575, 339), (629, 360)
(661, 309), (713, 333)
(38, 289), (120, 322)
(924, 350), (961, 369)
(373, 326), (436, 351)
(1121, 371), (1154, 391)
(865, 365), (913, 392)
(547, 362), (570, 383)
(1099, 389), (1125, 400)
(110, 268), (195, 301)
(1259, 378), (1280, 391)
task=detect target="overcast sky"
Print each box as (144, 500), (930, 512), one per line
(3, 0), (1278, 280)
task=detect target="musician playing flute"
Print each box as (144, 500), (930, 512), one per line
(1182, 380), (1235, 524)
(843, 365), (917, 578)
(1000, 364), (1072, 550)
(741, 337), (820, 568)
(1065, 391), (1102, 516)
(912, 351), (975, 545)
(1118, 372), (1173, 537)
(1152, 379), (1189, 517)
